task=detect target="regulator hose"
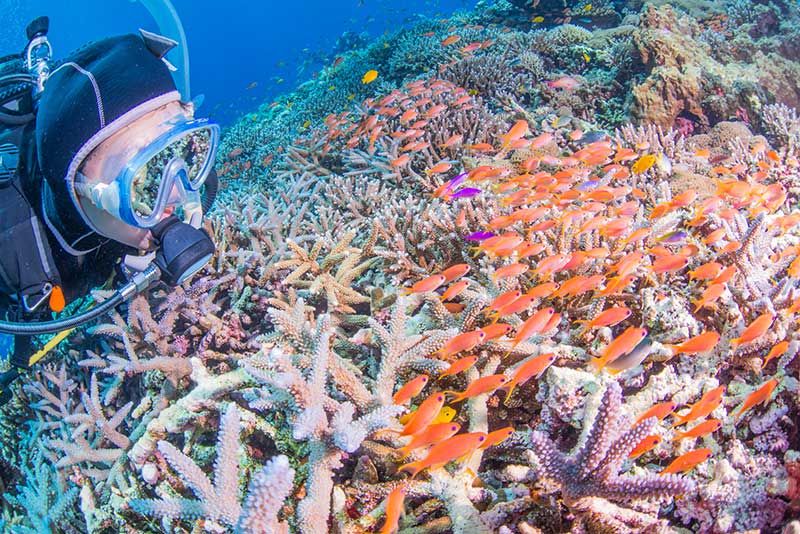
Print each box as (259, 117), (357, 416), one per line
(0, 292), (123, 335)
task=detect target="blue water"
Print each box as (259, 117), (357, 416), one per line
(1, 0), (476, 125)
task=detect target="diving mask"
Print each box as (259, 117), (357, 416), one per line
(80, 118), (219, 229)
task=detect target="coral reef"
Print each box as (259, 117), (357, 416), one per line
(2, 0), (800, 533)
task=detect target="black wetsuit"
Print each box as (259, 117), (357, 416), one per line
(0, 113), (128, 366)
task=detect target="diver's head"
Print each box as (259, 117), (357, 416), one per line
(35, 31), (218, 255)
(74, 99), (218, 249)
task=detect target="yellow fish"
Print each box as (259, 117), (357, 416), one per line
(532, 16), (545, 23)
(328, 85), (336, 91)
(398, 405), (456, 425)
(362, 69), (379, 84)
(584, 4), (592, 11)
(302, 120), (311, 128)
(631, 154), (657, 174)
(347, 93), (356, 101)
(583, 52), (591, 62)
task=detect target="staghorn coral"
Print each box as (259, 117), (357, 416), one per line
(130, 404), (295, 533)
(526, 381), (694, 528)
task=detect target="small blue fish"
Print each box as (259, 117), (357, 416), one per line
(465, 231), (495, 241)
(450, 187), (481, 199)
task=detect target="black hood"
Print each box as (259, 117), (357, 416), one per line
(35, 32), (179, 254)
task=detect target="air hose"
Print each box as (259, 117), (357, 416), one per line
(0, 265), (160, 336)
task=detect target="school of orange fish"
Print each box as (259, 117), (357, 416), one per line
(311, 77), (794, 531)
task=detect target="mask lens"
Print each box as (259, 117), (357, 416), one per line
(129, 126), (216, 221)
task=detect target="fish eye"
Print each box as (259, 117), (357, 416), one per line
(421, 376), (429, 382)
(437, 395), (444, 400)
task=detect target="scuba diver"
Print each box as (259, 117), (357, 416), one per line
(0, 17), (219, 402)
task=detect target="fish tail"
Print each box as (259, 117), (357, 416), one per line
(504, 382), (518, 404)
(670, 416), (687, 429)
(397, 461), (422, 478)
(395, 446), (412, 460)
(590, 355), (607, 372)
(730, 337), (741, 348)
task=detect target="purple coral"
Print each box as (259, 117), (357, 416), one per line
(527, 382), (695, 505)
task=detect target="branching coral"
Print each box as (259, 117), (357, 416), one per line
(526, 382), (695, 528)
(130, 404), (294, 532)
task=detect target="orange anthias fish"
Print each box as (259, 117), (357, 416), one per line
(693, 283), (725, 312)
(506, 308), (555, 353)
(440, 280), (470, 302)
(667, 331), (720, 356)
(441, 34), (461, 46)
(480, 426), (515, 449)
(635, 400), (678, 425)
(396, 422), (461, 458)
(731, 312), (773, 348)
(735, 378), (779, 420)
(762, 340), (789, 369)
(379, 485), (407, 534)
(480, 323), (513, 340)
(504, 352), (556, 402)
(492, 294), (538, 320)
(502, 120), (529, 147)
(440, 263), (470, 282)
(673, 419), (722, 441)
(689, 262), (724, 281)
(403, 274), (446, 295)
(445, 374), (509, 403)
(592, 327), (648, 370)
(660, 448), (713, 474)
(651, 254), (689, 274)
(493, 262), (529, 280)
(393, 375), (430, 405)
(401, 392), (446, 436)
(398, 432), (488, 478)
(629, 435), (662, 459)
(436, 330), (487, 359)
(672, 386), (725, 427)
(439, 356), (478, 378)
(483, 290), (521, 316)
(525, 282), (559, 299)
(575, 306), (631, 334)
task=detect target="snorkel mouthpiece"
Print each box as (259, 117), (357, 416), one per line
(150, 215), (214, 286)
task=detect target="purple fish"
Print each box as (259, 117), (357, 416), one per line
(576, 180), (599, 191)
(465, 231), (495, 241)
(444, 172), (468, 193)
(450, 187), (481, 199)
(658, 230), (688, 244)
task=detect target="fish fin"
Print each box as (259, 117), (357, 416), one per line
(503, 382), (517, 404)
(589, 355), (607, 372)
(397, 461), (422, 478)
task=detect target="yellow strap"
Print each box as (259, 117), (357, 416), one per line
(27, 296), (96, 366)
(28, 326), (76, 366)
